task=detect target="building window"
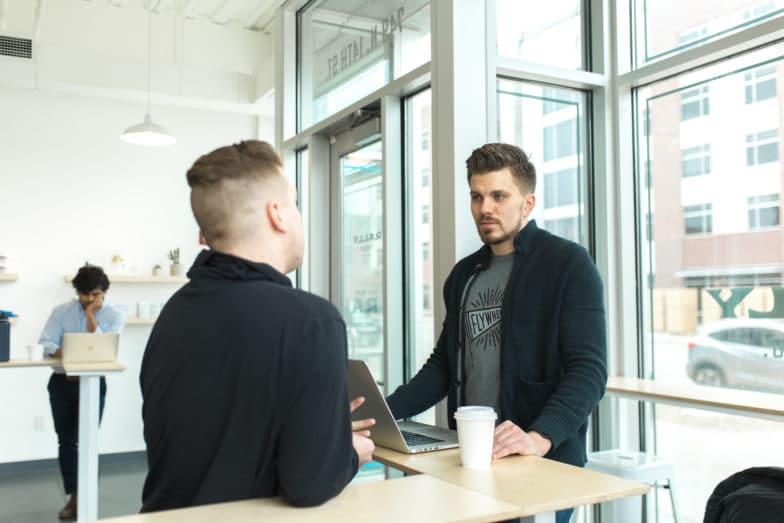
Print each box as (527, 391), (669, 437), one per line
(421, 129), (429, 151)
(422, 241), (430, 262)
(681, 86), (710, 120)
(743, 1), (776, 20)
(542, 87), (580, 115)
(543, 119), (577, 161)
(684, 203), (713, 235)
(681, 144), (711, 177)
(746, 130), (779, 165)
(423, 283), (431, 310)
(678, 25), (708, 44)
(422, 205), (430, 224)
(748, 194), (780, 229)
(745, 65), (777, 104)
(421, 168), (430, 188)
(543, 168), (578, 208)
(544, 216), (579, 243)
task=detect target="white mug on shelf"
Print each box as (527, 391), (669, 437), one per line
(137, 302), (151, 319)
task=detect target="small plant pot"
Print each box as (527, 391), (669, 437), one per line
(170, 263), (184, 276)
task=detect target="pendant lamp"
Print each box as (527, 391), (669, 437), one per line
(121, 2), (175, 146)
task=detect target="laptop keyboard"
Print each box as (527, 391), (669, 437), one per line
(401, 430), (445, 446)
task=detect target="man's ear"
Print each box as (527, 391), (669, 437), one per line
(523, 193), (536, 217)
(266, 200), (288, 233)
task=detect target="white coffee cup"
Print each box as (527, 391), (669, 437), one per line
(149, 303), (162, 318)
(453, 406), (497, 469)
(26, 343), (44, 361)
(137, 302), (151, 319)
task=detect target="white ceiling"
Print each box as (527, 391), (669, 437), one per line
(89, 0), (283, 32)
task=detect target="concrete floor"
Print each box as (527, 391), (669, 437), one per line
(0, 453), (147, 523)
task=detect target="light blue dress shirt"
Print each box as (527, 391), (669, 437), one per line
(39, 299), (126, 372)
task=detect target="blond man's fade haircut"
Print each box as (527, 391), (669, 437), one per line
(186, 140), (286, 249)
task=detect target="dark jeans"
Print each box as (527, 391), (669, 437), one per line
(47, 373), (106, 495)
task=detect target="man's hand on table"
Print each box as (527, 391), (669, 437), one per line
(492, 420), (552, 459)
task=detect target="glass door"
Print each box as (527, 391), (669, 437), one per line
(331, 134), (385, 384)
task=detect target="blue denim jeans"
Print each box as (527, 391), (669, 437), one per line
(48, 373), (106, 494)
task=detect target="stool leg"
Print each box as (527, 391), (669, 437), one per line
(667, 477), (680, 523)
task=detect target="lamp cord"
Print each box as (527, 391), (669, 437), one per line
(147, 0), (152, 113)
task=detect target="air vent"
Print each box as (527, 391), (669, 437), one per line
(0, 35), (32, 59)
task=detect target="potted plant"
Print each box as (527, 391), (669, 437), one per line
(168, 248), (182, 276)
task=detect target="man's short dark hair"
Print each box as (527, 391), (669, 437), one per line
(186, 140), (284, 247)
(466, 143), (536, 193)
(72, 265), (109, 294)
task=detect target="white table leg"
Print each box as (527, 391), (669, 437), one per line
(77, 376), (100, 522)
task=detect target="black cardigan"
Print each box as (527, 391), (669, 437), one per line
(140, 250), (358, 512)
(387, 220), (607, 467)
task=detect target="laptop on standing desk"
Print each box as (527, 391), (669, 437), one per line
(61, 333), (122, 372)
(347, 359), (459, 453)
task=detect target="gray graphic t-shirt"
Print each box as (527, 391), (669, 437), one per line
(463, 253), (514, 412)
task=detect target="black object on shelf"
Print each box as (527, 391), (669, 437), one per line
(0, 313), (9, 362)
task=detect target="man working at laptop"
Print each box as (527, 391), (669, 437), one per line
(140, 140), (374, 512)
(386, 143), (607, 523)
(39, 264), (125, 520)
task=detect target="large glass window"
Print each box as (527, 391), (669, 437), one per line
(496, 0), (585, 70)
(635, 0), (784, 64)
(637, 48), (784, 522)
(404, 88), (435, 424)
(341, 142), (384, 379)
(297, 0), (431, 130)
(497, 79), (589, 247)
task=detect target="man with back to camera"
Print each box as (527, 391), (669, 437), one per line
(386, 143), (607, 523)
(139, 140), (375, 512)
(39, 264), (126, 520)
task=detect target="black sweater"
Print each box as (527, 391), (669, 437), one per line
(140, 250), (358, 512)
(387, 220), (607, 467)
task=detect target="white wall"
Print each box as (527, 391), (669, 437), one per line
(0, 85), (273, 463)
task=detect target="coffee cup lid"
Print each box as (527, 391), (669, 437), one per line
(454, 405), (497, 420)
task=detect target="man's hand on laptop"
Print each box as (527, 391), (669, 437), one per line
(492, 421), (552, 459)
(350, 396), (376, 466)
(349, 396), (376, 437)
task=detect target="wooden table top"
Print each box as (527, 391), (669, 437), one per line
(373, 447), (649, 517)
(0, 358), (59, 368)
(606, 376), (784, 421)
(98, 474), (522, 523)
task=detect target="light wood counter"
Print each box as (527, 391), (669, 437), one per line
(373, 447), (649, 517)
(98, 474), (522, 523)
(607, 376), (784, 421)
(0, 358), (59, 368)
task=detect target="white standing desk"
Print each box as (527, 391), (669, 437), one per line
(63, 361), (126, 522)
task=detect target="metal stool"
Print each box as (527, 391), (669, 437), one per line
(587, 449), (680, 523)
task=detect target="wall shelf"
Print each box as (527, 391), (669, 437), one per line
(64, 274), (187, 284)
(126, 316), (157, 325)
(0, 273), (18, 281)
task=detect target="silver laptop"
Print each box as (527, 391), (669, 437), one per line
(61, 333), (119, 364)
(347, 359), (459, 453)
